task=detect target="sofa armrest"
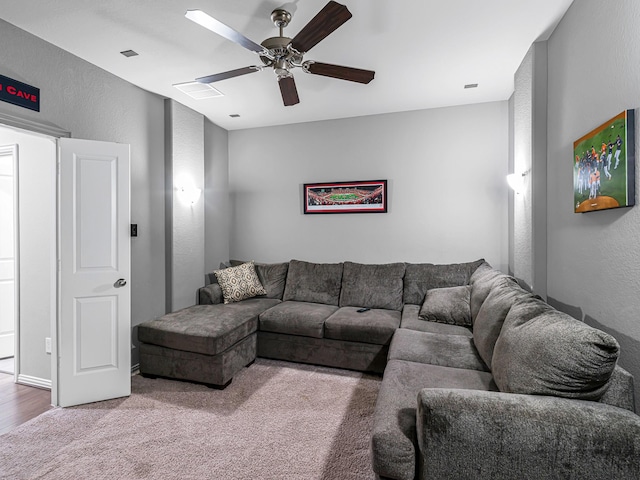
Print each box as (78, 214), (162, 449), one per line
(198, 283), (223, 305)
(417, 388), (640, 480)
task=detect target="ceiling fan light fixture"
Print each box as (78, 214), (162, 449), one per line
(273, 58), (292, 77)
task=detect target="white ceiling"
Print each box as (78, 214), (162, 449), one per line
(1, 0), (574, 131)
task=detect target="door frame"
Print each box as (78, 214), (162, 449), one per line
(0, 143), (19, 380)
(0, 111), (69, 406)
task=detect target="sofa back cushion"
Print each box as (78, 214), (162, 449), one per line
(283, 260), (343, 306)
(469, 262), (512, 323)
(492, 295), (620, 401)
(472, 277), (528, 368)
(403, 259), (484, 305)
(198, 283), (223, 305)
(255, 262), (289, 300)
(339, 262), (406, 311)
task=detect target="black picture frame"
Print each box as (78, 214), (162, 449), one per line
(303, 180), (387, 214)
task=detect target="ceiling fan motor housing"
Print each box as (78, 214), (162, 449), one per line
(260, 36), (302, 76)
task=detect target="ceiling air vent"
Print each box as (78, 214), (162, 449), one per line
(120, 50), (139, 57)
(173, 81), (224, 99)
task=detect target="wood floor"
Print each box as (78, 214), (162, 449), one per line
(0, 372), (53, 436)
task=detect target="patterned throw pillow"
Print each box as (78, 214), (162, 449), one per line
(213, 261), (267, 304)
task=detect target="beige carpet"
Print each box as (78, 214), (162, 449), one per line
(0, 359), (381, 479)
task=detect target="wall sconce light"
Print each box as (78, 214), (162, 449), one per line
(176, 176), (202, 205)
(180, 185), (202, 204)
(506, 172), (527, 194)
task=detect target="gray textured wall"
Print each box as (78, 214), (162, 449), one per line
(0, 19), (166, 378)
(546, 0), (640, 408)
(228, 102), (509, 270)
(512, 42), (548, 297)
(165, 100), (205, 312)
(204, 120), (230, 278)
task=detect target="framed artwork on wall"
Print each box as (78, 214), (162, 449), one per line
(573, 110), (635, 213)
(303, 180), (387, 214)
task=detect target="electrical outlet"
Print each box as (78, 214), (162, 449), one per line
(45, 337), (51, 354)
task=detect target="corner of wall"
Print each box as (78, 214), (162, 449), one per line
(511, 41), (548, 298)
(164, 99), (174, 313)
(204, 119), (230, 277)
(164, 100), (205, 311)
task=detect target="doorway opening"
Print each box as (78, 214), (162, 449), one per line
(0, 112), (132, 409)
(0, 143), (18, 376)
(0, 123), (57, 403)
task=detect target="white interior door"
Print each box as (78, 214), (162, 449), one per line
(58, 138), (130, 407)
(0, 144), (18, 360)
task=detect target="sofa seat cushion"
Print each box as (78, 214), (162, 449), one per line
(339, 261), (406, 311)
(419, 285), (472, 326)
(389, 328), (488, 372)
(493, 295), (620, 401)
(403, 259), (484, 305)
(472, 277), (529, 368)
(259, 301), (338, 339)
(138, 298), (280, 356)
(324, 307), (400, 345)
(282, 259), (343, 305)
(371, 359), (496, 480)
(401, 305), (472, 337)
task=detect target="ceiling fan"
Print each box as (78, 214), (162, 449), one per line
(185, 1), (375, 106)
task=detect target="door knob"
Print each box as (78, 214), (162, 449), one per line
(114, 278), (127, 288)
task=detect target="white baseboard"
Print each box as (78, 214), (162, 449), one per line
(17, 374), (52, 390)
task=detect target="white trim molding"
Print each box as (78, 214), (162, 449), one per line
(17, 374), (52, 390)
(0, 111), (70, 138)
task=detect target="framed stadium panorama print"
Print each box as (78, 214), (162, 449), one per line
(573, 110), (635, 213)
(303, 180), (387, 214)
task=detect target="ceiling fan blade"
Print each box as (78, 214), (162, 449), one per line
(290, 1), (352, 53)
(305, 62), (375, 84)
(196, 66), (261, 84)
(186, 10), (266, 54)
(278, 76), (300, 106)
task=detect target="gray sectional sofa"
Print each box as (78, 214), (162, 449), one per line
(137, 258), (640, 480)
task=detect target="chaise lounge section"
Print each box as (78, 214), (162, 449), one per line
(138, 298), (280, 387)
